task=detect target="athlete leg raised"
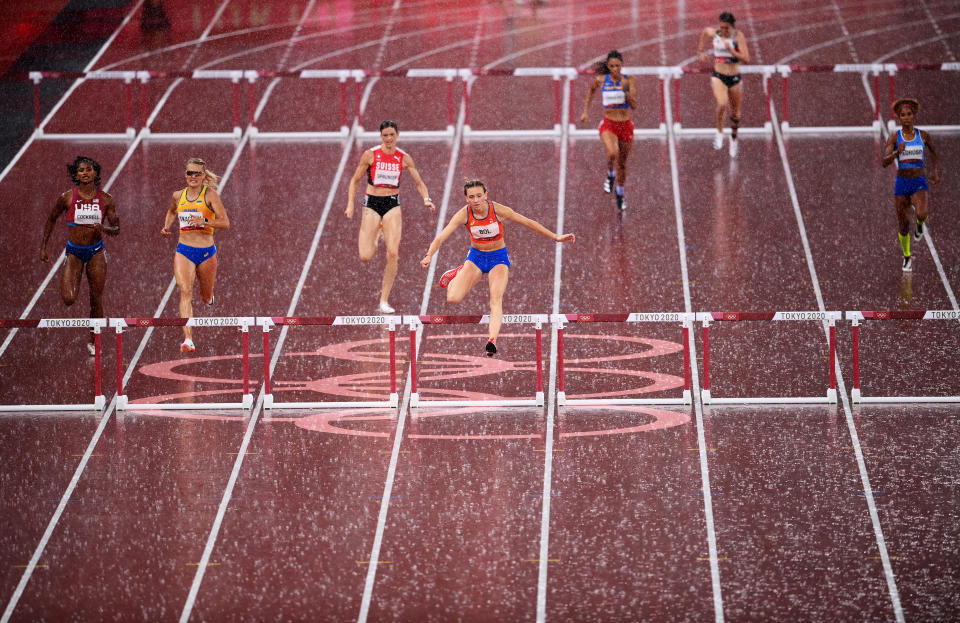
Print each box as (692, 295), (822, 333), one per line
(445, 261), (482, 305)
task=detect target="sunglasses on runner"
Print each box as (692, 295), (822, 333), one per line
(185, 170), (204, 177)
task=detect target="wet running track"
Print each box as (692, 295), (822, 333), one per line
(1, 1), (959, 621)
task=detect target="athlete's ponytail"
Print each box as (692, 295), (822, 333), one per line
(596, 50), (624, 75)
(185, 157), (219, 191)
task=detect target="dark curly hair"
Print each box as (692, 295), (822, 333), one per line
(67, 156), (101, 187)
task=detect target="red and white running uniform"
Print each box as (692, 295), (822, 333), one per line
(366, 146), (406, 189)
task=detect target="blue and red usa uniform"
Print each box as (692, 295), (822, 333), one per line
(66, 187), (103, 227)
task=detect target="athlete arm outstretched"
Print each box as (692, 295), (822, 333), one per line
(420, 207), (468, 268)
(496, 203), (575, 243)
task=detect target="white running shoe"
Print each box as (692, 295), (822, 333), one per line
(902, 256), (913, 272)
(206, 294), (215, 306)
(181, 338), (196, 353)
(712, 131), (724, 150)
(603, 175), (614, 193)
(914, 220), (924, 241)
(729, 139), (738, 158)
(86, 342), (96, 357)
(378, 301), (395, 314)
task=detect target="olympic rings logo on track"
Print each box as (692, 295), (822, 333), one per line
(127, 332), (690, 439)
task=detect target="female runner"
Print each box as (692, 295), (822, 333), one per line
(881, 98), (940, 271)
(41, 156), (120, 355)
(580, 50), (637, 211)
(697, 11), (750, 157)
(421, 179), (575, 356)
(161, 157), (230, 352)
(345, 120), (435, 313)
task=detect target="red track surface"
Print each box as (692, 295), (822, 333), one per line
(2, 1), (959, 621)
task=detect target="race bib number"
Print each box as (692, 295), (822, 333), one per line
(74, 203), (102, 225)
(470, 221), (501, 240)
(899, 145), (923, 163)
(178, 211), (205, 230)
(602, 89), (626, 107)
(373, 162), (401, 186)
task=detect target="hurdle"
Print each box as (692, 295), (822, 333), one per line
(0, 318), (106, 411)
(258, 315), (400, 410)
(406, 314), (547, 408)
(697, 311), (841, 405)
(552, 313), (694, 406)
(111, 317), (254, 410)
(847, 310), (960, 403)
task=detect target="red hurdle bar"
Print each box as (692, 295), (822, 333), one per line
(553, 313), (694, 406)
(406, 314), (547, 408)
(258, 315), (400, 410)
(112, 317), (253, 410)
(847, 310), (960, 403)
(697, 311), (841, 405)
(0, 318), (107, 412)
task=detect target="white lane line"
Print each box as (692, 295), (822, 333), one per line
(1, 274), (180, 623)
(179, 116), (358, 623)
(664, 72), (724, 623)
(356, 51), (472, 623)
(920, 0), (958, 61)
(0, 398), (119, 623)
(767, 100), (905, 623)
(534, 66), (571, 623)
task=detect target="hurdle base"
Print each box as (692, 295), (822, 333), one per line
(0, 403), (105, 412)
(702, 393), (838, 405)
(410, 393), (542, 409)
(558, 397), (690, 406)
(121, 401), (250, 411)
(852, 395), (960, 404)
(264, 393), (398, 410)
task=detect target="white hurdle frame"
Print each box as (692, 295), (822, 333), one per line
(552, 313), (694, 406)
(0, 318), (107, 411)
(848, 310), (960, 403)
(111, 317), (254, 410)
(697, 311), (841, 405)
(406, 314), (547, 408)
(258, 315), (400, 410)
